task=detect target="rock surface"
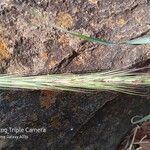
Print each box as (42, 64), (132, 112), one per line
(0, 0), (149, 149)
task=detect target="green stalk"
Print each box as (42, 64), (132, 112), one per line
(0, 69), (149, 95)
(70, 32), (150, 45)
(50, 24), (150, 45)
(131, 114), (150, 124)
(69, 32), (114, 46)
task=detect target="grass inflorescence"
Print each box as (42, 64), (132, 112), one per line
(0, 68), (149, 95)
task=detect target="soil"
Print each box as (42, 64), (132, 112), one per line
(0, 0), (149, 150)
